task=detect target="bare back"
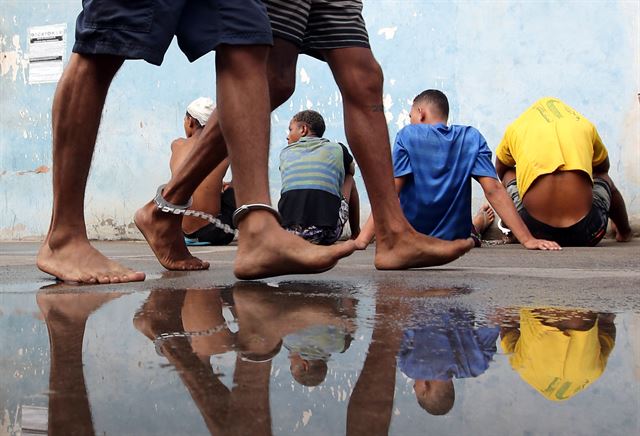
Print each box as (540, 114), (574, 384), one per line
(170, 137), (229, 234)
(522, 170), (593, 227)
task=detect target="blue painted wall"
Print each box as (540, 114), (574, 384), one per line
(1, 1), (638, 240)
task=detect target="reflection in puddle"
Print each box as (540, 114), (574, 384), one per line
(499, 308), (615, 402)
(1, 282), (638, 435)
(398, 308), (500, 415)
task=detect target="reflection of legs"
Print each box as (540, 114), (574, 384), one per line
(323, 48), (473, 270)
(346, 292), (403, 436)
(133, 290), (231, 434)
(181, 289), (234, 360)
(225, 357), (273, 436)
(37, 53), (145, 284)
(38, 290), (123, 436)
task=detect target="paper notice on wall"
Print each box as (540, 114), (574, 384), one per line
(28, 23), (67, 85)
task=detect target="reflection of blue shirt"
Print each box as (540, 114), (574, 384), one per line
(398, 309), (499, 380)
(392, 124), (498, 240)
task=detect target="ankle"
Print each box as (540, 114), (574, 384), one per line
(237, 210), (281, 237)
(159, 183), (192, 206)
(45, 227), (89, 250)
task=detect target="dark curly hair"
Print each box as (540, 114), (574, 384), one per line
(292, 110), (326, 137)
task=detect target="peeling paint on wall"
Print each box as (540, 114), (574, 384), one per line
(0, 34), (27, 83)
(377, 26), (398, 40)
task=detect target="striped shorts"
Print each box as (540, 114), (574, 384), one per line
(264, 0), (370, 57)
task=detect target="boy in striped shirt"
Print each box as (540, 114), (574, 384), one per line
(279, 110), (359, 245)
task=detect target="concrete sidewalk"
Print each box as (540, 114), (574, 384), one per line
(1, 239), (638, 312)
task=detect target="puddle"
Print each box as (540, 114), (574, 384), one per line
(1, 282), (638, 435)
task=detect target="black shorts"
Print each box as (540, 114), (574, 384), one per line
(184, 188), (236, 246)
(73, 0), (273, 65)
(507, 178), (612, 247)
(264, 0), (370, 59)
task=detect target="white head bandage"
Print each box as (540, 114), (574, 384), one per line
(186, 97), (214, 127)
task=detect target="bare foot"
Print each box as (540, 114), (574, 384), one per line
(472, 204), (495, 235)
(37, 235), (145, 284)
(233, 211), (356, 280)
(354, 233), (372, 250)
(374, 230), (474, 270)
(134, 201), (210, 271)
(37, 289), (124, 323)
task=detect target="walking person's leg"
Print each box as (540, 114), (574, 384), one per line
(37, 0), (200, 283)
(322, 47), (474, 269)
(137, 38), (355, 278)
(37, 53), (146, 284)
(135, 39), (300, 260)
(215, 45), (355, 278)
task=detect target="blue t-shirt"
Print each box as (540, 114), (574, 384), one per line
(392, 123), (498, 240)
(398, 309), (499, 381)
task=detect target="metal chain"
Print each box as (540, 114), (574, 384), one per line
(153, 323), (230, 356)
(154, 184), (237, 236)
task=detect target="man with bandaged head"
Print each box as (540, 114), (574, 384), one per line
(170, 97), (236, 246)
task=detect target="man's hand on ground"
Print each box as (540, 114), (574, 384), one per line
(522, 238), (562, 251)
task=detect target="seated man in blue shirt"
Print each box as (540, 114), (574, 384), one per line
(355, 90), (559, 251)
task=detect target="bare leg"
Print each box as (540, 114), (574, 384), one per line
(500, 168), (517, 187)
(136, 38), (335, 278)
(36, 54), (145, 284)
(322, 48), (473, 269)
(595, 173), (632, 242)
(343, 174), (361, 238)
(171, 136), (230, 234)
(211, 45), (355, 279)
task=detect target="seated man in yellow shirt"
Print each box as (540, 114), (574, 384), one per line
(495, 97), (632, 246)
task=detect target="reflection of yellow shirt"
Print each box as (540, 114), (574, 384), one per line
(501, 308), (614, 401)
(496, 97), (608, 197)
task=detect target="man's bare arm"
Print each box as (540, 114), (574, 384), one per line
(495, 157), (514, 182)
(593, 157), (632, 241)
(478, 176), (561, 250)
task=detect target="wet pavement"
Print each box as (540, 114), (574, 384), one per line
(1, 240), (639, 435)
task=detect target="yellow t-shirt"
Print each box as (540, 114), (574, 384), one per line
(501, 308), (614, 401)
(496, 97), (608, 197)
